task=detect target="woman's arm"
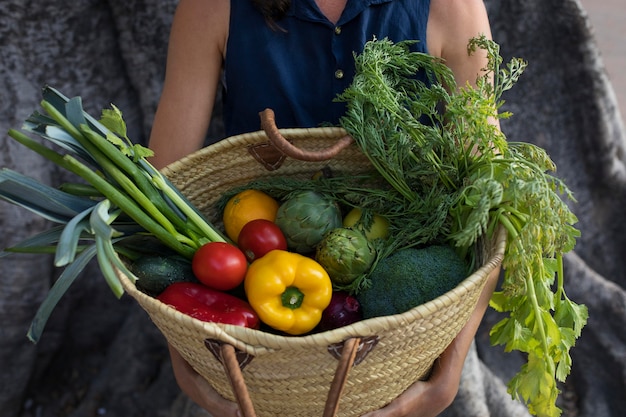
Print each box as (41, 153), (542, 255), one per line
(148, 0), (229, 169)
(427, 0), (494, 90)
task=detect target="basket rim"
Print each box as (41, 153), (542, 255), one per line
(161, 126), (350, 179)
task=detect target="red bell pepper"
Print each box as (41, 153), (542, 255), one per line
(157, 282), (260, 329)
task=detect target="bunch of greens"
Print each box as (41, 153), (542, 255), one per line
(0, 87), (225, 342)
(334, 36), (587, 417)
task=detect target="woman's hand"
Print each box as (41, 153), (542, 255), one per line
(168, 344), (241, 417)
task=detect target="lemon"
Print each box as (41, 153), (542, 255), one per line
(342, 208), (390, 241)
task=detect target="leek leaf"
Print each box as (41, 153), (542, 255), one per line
(0, 169), (96, 222)
(55, 206), (94, 266)
(26, 244), (98, 343)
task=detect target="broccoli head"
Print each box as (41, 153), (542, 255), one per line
(357, 245), (469, 319)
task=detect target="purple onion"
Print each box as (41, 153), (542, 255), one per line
(319, 291), (363, 331)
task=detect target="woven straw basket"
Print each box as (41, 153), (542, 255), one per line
(115, 122), (506, 417)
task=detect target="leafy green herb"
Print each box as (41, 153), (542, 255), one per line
(334, 36), (587, 417)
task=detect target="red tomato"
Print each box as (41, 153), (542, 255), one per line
(237, 219), (288, 262)
(192, 242), (248, 291)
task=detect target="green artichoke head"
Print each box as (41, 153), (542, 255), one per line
(315, 227), (376, 286)
(275, 191), (343, 253)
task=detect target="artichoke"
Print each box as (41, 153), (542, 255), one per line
(275, 191), (342, 253)
(315, 227), (376, 286)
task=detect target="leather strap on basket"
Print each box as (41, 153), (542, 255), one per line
(205, 338), (254, 370)
(258, 108), (354, 162)
(323, 337), (362, 417)
(204, 339), (257, 417)
(247, 141), (288, 171)
(327, 335), (379, 366)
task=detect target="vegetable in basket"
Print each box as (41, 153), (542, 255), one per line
(222, 188), (280, 243)
(237, 218), (288, 262)
(243, 249), (333, 335)
(274, 190), (342, 253)
(131, 254), (199, 296)
(356, 245), (468, 319)
(157, 282), (260, 329)
(318, 290), (363, 331)
(192, 241), (248, 291)
(315, 227), (376, 286)
(342, 207), (390, 241)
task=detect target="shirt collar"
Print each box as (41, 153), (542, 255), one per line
(287, 0), (394, 26)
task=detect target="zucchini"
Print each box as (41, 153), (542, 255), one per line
(131, 255), (198, 295)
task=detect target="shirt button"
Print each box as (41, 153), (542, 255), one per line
(334, 26), (342, 35)
(335, 69), (344, 79)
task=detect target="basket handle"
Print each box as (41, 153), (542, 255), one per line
(323, 337), (362, 417)
(259, 108), (354, 161)
(219, 343), (258, 417)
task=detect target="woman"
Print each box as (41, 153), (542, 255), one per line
(149, 0), (498, 416)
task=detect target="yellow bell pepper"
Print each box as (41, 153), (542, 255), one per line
(244, 250), (333, 335)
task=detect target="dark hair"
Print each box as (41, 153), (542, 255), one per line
(250, 0), (291, 26)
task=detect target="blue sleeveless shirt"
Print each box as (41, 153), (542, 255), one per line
(223, 0), (431, 136)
